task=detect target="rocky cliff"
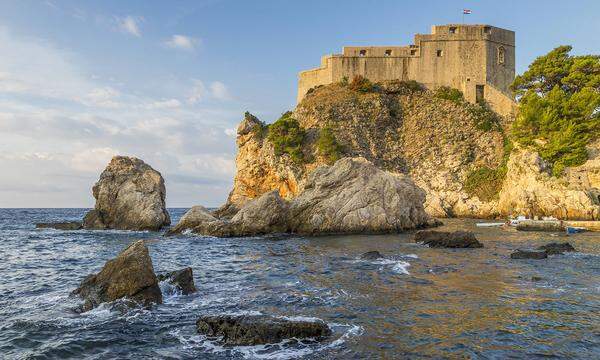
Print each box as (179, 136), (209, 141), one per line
(218, 81), (600, 220)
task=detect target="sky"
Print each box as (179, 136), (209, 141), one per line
(0, 0), (599, 208)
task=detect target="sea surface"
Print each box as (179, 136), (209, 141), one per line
(1, 208), (599, 359)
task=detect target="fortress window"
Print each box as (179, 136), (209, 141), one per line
(497, 46), (505, 65)
(483, 26), (491, 34)
(410, 49), (417, 56)
(385, 49), (392, 56)
(449, 27), (457, 34)
(436, 50), (443, 57)
(359, 49), (367, 56)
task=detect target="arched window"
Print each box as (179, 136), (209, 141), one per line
(359, 49), (367, 57)
(498, 46), (505, 65)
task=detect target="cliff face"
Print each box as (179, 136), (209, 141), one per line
(219, 82), (600, 220)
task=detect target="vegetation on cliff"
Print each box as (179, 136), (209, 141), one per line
(316, 126), (344, 163)
(511, 45), (600, 176)
(267, 111), (306, 164)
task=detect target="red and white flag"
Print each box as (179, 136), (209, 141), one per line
(463, 9), (472, 14)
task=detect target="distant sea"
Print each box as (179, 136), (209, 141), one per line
(1, 208), (599, 359)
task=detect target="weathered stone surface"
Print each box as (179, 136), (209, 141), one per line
(537, 242), (576, 255)
(157, 267), (197, 295)
(498, 148), (600, 220)
(196, 315), (332, 346)
(288, 158), (432, 234)
(181, 158), (433, 237)
(36, 221), (82, 230)
(360, 251), (384, 260)
(165, 206), (216, 236)
(414, 230), (483, 248)
(510, 249), (548, 260)
(516, 220), (564, 232)
(82, 156), (171, 231)
(72, 240), (162, 312)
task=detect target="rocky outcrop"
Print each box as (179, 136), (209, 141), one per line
(165, 206), (215, 236)
(537, 242), (576, 255)
(157, 267), (197, 295)
(72, 240), (162, 312)
(36, 221), (82, 230)
(360, 251), (384, 260)
(82, 156), (171, 231)
(414, 230), (483, 248)
(196, 314), (332, 345)
(510, 249), (548, 259)
(171, 158), (433, 237)
(516, 220), (564, 232)
(498, 148), (600, 220)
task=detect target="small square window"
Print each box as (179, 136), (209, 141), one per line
(359, 49), (367, 56)
(384, 49), (392, 56)
(449, 27), (457, 34)
(410, 49), (417, 56)
(436, 50), (443, 57)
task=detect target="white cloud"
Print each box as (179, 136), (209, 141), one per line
(71, 147), (120, 172)
(82, 86), (121, 108)
(144, 98), (182, 110)
(117, 15), (142, 37)
(164, 35), (199, 51)
(188, 79), (207, 104)
(210, 81), (231, 100)
(224, 128), (237, 137)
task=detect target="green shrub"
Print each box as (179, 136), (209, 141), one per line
(463, 167), (505, 202)
(467, 101), (502, 132)
(434, 86), (464, 103)
(267, 112), (306, 164)
(399, 80), (424, 92)
(317, 126), (344, 163)
(348, 75), (376, 92)
(511, 45), (600, 176)
(340, 76), (349, 86)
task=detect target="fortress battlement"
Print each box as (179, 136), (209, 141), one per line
(298, 24), (516, 116)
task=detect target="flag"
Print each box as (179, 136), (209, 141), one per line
(463, 9), (472, 14)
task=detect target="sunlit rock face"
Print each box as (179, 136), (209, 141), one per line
(83, 156), (170, 231)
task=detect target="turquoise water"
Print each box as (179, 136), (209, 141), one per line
(1, 209), (599, 359)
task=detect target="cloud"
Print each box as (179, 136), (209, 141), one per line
(82, 86), (121, 108)
(164, 34), (199, 50)
(188, 80), (231, 103)
(144, 98), (181, 110)
(117, 15), (142, 37)
(71, 147), (120, 172)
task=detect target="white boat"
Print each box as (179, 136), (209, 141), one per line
(476, 222), (505, 227)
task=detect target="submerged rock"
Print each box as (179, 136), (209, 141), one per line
(82, 156), (170, 231)
(35, 221), (82, 230)
(414, 230), (483, 248)
(196, 314), (332, 346)
(72, 240), (162, 312)
(360, 251), (384, 260)
(510, 249), (548, 259)
(537, 242), (576, 255)
(516, 220), (564, 232)
(157, 267), (197, 295)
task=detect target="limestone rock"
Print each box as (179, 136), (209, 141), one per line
(414, 230), (483, 248)
(498, 148), (600, 220)
(510, 249), (548, 260)
(516, 220), (564, 232)
(82, 156), (171, 231)
(165, 206), (216, 236)
(537, 242), (576, 255)
(360, 251), (384, 260)
(288, 158), (431, 234)
(157, 267), (197, 295)
(196, 314), (332, 346)
(36, 221), (82, 230)
(72, 240), (162, 312)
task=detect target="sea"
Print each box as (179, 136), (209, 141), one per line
(1, 208), (599, 359)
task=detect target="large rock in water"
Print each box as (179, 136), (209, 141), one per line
(82, 156), (170, 231)
(72, 240), (162, 312)
(170, 158), (433, 236)
(414, 230), (483, 248)
(36, 221), (82, 230)
(164, 206), (216, 236)
(288, 158), (432, 234)
(196, 314), (332, 345)
(157, 267), (197, 295)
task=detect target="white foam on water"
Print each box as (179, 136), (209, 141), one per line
(402, 254), (419, 259)
(392, 261), (411, 275)
(159, 280), (183, 302)
(277, 315), (323, 323)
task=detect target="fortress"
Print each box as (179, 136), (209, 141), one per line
(297, 24), (516, 116)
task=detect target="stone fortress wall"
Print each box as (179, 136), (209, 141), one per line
(297, 24), (516, 117)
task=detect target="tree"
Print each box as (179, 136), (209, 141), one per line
(511, 46), (600, 176)
(267, 112), (306, 164)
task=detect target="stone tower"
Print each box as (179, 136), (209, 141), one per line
(297, 24), (516, 116)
